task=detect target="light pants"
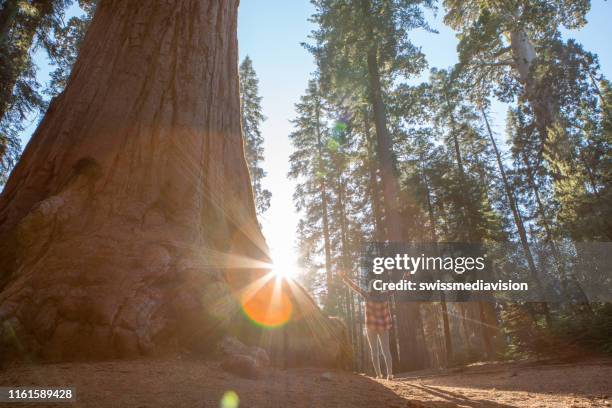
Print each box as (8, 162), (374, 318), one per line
(366, 327), (393, 378)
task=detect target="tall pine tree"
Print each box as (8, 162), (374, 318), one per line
(239, 56), (271, 216)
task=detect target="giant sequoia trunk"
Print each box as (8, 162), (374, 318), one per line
(0, 0), (340, 363)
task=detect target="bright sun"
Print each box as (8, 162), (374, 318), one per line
(270, 254), (298, 280)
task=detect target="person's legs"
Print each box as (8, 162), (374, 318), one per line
(365, 327), (383, 378)
(378, 329), (394, 379)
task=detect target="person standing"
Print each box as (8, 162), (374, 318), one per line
(339, 271), (394, 380)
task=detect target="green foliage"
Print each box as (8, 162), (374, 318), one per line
(293, 0), (610, 368)
(0, 0), (95, 184)
(553, 304), (612, 355)
(46, 0), (97, 97)
(0, 0), (608, 368)
(392, 68), (508, 244)
(239, 56), (271, 216)
(503, 303), (612, 358)
(288, 78), (333, 301)
(309, 0), (433, 104)
(501, 304), (555, 358)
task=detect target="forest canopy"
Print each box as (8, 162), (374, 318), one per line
(0, 0), (610, 377)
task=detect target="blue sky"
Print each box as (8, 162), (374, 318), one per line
(19, 1), (612, 273)
(237, 1), (612, 272)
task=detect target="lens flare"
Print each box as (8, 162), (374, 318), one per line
(271, 263), (297, 280)
(241, 276), (292, 328)
(220, 390), (240, 408)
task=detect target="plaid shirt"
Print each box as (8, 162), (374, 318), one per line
(343, 275), (393, 331)
(365, 300), (393, 330)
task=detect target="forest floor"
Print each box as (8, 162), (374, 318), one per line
(1, 357), (611, 407)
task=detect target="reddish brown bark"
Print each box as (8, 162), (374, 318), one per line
(0, 0), (265, 360)
(0, 0), (342, 363)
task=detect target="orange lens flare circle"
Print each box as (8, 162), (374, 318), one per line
(241, 279), (293, 328)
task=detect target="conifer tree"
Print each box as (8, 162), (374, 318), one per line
(46, 0), (97, 97)
(0, 0), (88, 183)
(309, 0), (436, 371)
(310, 0), (433, 242)
(443, 0), (590, 145)
(444, 0), (609, 245)
(239, 56), (271, 216)
(289, 79), (335, 310)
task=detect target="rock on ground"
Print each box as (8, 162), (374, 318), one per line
(218, 336), (270, 367)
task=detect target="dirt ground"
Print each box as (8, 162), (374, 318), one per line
(0, 358), (610, 407)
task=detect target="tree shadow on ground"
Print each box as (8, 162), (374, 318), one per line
(400, 383), (517, 408)
(395, 358), (612, 398)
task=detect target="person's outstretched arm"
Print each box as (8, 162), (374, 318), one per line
(338, 271), (368, 299)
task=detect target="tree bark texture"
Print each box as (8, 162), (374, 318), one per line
(0, 0), (341, 363)
(315, 96), (334, 313)
(509, 29), (556, 144)
(362, 1), (427, 367)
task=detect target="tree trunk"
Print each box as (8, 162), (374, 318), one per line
(443, 90), (496, 360)
(520, 151), (592, 311)
(481, 108), (551, 327)
(360, 0), (428, 370)
(521, 152), (567, 280)
(366, 48), (427, 369)
(443, 88), (476, 236)
(422, 169), (453, 365)
(0, 0), (18, 42)
(336, 172), (357, 366)
(509, 29), (556, 145)
(364, 110), (402, 369)
(0, 0), (266, 361)
(315, 94), (334, 312)
(363, 111), (385, 242)
(365, 47), (402, 242)
(360, 0), (401, 241)
(357, 298), (366, 372)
